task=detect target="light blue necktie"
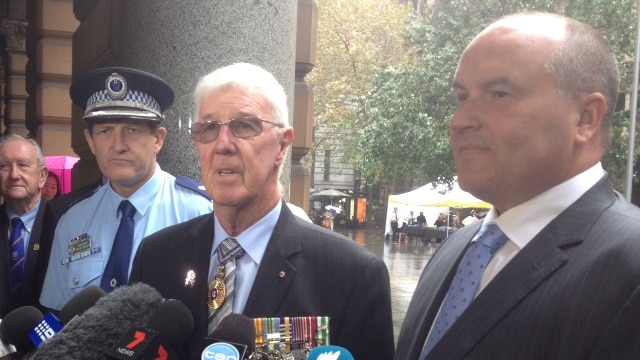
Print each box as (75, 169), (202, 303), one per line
(100, 200), (136, 293)
(420, 223), (508, 359)
(9, 217), (25, 307)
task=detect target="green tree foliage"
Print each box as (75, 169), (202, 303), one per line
(359, 0), (638, 190)
(308, 0), (413, 171)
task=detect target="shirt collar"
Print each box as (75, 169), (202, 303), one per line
(212, 201), (282, 265)
(106, 163), (162, 217)
(484, 162), (604, 249)
(7, 199), (41, 234)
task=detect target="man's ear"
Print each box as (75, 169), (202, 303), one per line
(576, 92), (606, 145)
(275, 127), (294, 166)
(84, 129), (97, 155)
(154, 127), (168, 154)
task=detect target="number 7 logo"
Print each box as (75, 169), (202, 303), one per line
(126, 330), (147, 349)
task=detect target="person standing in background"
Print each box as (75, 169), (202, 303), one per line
(0, 135), (57, 316)
(41, 171), (61, 201)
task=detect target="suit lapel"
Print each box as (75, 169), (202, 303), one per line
(19, 199), (47, 304)
(427, 176), (616, 359)
(243, 202), (300, 316)
(182, 215), (215, 340)
(0, 205), (10, 316)
(396, 224), (480, 360)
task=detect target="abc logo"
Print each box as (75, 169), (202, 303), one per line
(201, 342), (239, 360)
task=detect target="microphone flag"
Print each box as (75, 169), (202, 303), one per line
(107, 327), (177, 360)
(27, 313), (64, 348)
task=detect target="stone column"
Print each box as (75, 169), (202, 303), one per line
(290, 0), (317, 212)
(71, 0), (297, 191)
(0, 14), (27, 137)
(26, 0), (78, 155)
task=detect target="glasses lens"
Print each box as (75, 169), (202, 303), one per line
(229, 117), (263, 138)
(192, 121), (221, 142)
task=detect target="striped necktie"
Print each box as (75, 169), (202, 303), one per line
(207, 237), (245, 334)
(9, 217), (25, 307)
(100, 200), (136, 293)
(420, 223), (508, 359)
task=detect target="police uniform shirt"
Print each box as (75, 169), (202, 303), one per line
(39, 164), (213, 310)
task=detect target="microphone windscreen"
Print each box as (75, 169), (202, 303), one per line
(0, 306), (44, 353)
(58, 285), (107, 325)
(30, 283), (163, 360)
(208, 313), (256, 353)
(307, 345), (354, 360)
(146, 300), (194, 350)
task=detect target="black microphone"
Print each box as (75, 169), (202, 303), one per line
(106, 299), (194, 360)
(1, 285), (108, 358)
(203, 314), (256, 360)
(0, 306), (44, 358)
(58, 285), (107, 325)
(29, 283), (163, 360)
(146, 300), (194, 353)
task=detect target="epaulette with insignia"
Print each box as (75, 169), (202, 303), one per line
(175, 176), (211, 200)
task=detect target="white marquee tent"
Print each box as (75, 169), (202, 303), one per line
(384, 181), (491, 236)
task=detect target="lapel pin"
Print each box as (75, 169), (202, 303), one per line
(185, 270), (196, 287)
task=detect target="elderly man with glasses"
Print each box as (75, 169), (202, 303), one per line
(130, 63), (394, 360)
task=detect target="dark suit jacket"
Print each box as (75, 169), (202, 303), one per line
(0, 199), (58, 316)
(395, 176), (640, 360)
(130, 201), (394, 360)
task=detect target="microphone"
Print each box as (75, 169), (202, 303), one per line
(203, 314), (256, 360)
(58, 285), (107, 325)
(107, 299), (194, 359)
(30, 283), (163, 360)
(27, 313), (63, 349)
(0, 306), (44, 358)
(0, 285), (108, 358)
(307, 345), (354, 360)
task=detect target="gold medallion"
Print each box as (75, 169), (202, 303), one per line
(207, 267), (226, 310)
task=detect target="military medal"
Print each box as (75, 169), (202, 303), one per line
(208, 238), (245, 310)
(207, 266), (227, 310)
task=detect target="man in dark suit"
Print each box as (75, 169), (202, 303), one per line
(396, 12), (640, 360)
(130, 63), (394, 360)
(0, 135), (57, 316)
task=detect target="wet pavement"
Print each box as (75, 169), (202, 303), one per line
(335, 225), (439, 343)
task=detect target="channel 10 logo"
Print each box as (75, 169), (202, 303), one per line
(201, 342), (240, 360)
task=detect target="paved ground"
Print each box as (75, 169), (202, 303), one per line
(336, 226), (438, 344)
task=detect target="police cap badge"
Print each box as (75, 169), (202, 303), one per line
(70, 67), (174, 123)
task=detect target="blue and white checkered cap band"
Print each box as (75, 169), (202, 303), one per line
(85, 89), (162, 117)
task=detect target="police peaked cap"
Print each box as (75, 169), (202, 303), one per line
(70, 67), (174, 123)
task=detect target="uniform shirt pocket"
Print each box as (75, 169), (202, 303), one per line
(68, 259), (103, 289)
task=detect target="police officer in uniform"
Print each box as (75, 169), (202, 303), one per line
(40, 67), (213, 311)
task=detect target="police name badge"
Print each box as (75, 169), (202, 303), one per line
(61, 234), (101, 265)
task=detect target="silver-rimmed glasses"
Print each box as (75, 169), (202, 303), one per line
(191, 116), (282, 143)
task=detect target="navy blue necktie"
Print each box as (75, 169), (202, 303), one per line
(101, 200), (136, 292)
(9, 217), (24, 306)
(420, 223), (508, 359)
